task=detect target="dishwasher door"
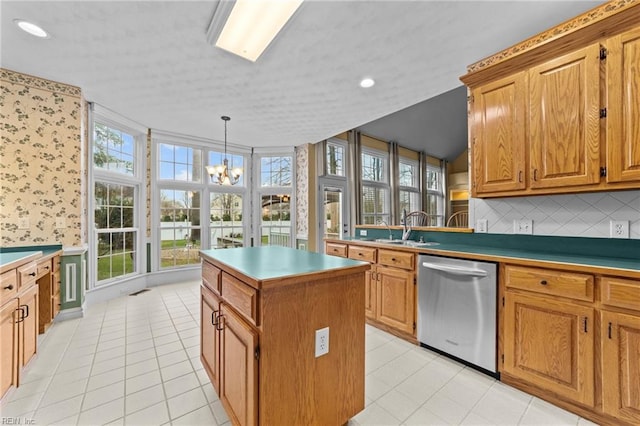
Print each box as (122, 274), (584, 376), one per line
(417, 255), (497, 373)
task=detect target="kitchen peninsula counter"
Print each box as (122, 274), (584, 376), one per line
(199, 246), (370, 426)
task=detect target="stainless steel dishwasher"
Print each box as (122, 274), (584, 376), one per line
(417, 254), (498, 375)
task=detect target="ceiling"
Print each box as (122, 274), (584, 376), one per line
(1, 1), (601, 158)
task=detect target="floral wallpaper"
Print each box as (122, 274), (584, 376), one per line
(1, 69), (83, 247)
(295, 144), (309, 238)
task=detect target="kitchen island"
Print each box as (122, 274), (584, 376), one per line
(199, 246), (370, 426)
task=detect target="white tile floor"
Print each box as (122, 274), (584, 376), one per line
(0, 280), (597, 426)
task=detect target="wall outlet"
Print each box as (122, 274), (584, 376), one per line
(514, 219), (533, 235)
(475, 219), (488, 233)
(315, 327), (329, 357)
(18, 217), (30, 229)
(359, 229), (367, 236)
(610, 220), (629, 239)
(55, 217), (66, 229)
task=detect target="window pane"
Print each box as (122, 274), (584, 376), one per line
(159, 189), (201, 268)
(260, 194), (291, 246)
(94, 122), (135, 175)
(260, 156), (292, 187)
(399, 161), (418, 188)
(362, 186), (389, 225)
(210, 193), (244, 248)
(326, 143), (344, 176)
(426, 169), (440, 191)
(157, 143), (202, 182)
(362, 152), (386, 182)
(399, 190), (420, 213)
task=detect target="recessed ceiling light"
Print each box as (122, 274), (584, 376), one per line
(360, 78), (375, 88)
(14, 19), (50, 38)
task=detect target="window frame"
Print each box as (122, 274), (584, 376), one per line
(253, 151), (295, 247)
(361, 147), (390, 225)
(90, 109), (146, 288)
(398, 157), (421, 214)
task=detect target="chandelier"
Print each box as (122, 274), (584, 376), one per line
(206, 116), (242, 185)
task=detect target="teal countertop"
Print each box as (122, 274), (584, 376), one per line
(339, 231), (640, 275)
(0, 251), (42, 273)
(0, 245), (63, 273)
(200, 246), (369, 282)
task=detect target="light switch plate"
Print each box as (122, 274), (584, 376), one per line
(475, 219), (488, 233)
(359, 229), (367, 236)
(18, 217), (30, 229)
(55, 217), (66, 229)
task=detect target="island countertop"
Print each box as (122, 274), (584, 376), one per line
(200, 246), (370, 289)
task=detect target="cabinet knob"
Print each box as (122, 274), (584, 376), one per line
(540, 280), (547, 285)
(28, 272), (36, 277)
(3, 285), (14, 290)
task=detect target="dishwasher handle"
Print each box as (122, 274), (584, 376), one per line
(421, 262), (488, 278)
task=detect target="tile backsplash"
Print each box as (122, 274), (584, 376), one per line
(469, 190), (640, 239)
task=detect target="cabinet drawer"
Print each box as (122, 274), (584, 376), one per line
(325, 242), (347, 258)
(0, 269), (18, 304)
(505, 265), (593, 302)
(221, 273), (259, 326)
(17, 262), (38, 289)
(378, 249), (414, 270)
(348, 245), (376, 263)
(203, 261), (221, 295)
(601, 276), (640, 312)
(37, 258), (52, 278)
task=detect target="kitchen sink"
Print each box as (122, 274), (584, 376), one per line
(374, 239), (440, 248)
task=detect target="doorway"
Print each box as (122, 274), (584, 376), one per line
(318, 178), (349, 253)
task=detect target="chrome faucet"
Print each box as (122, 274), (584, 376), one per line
(401, 209), (412, 240)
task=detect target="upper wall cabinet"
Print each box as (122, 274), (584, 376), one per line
(606, 27), (640, 184)
(462, 3), (640, 198)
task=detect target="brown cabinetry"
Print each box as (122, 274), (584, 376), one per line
(606, 27), (640, 184)
(471, 72), (527, 194)
(1, 257), (41, 400)
(36, 254), (61, 334)
(503, 265), (596, 407)
(529, 44), (601, 189)
(463, 13), (640, 198)
(200, 248), (368, 426)
(600, 275), (640, 424)
(343, 243), (416, 337)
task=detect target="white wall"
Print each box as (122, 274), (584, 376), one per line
(469, 190), (640, 239)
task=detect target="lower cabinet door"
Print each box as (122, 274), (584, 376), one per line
(219, 305), (259, 426)
(601, 310), (640, 424)
(200, 284), (220, 393)
(1, 299), (19, 398)
(365, 268), (376, 320)
(19, 284), (39, 370)
(376, 266), (415, 334)
(503, 292), (595, 407)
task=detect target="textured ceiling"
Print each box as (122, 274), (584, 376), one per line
(1, 1), (600, 155)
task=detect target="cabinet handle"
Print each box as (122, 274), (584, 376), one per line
(3, 285), (14, 290)
(583, 317), (588, 333)
(211, 309), (219, 326)
(518, 171), (523, 183)
(608, 322), (612, 339)
(391, 258), (396, 262)
(358, 253), (363, 257)
(540, 280), (547, 285)
(28, 272), (36, 277)
(16, 307), (25, 323)
(216, 315), (225, 331)
(533, 169), (538, 181)
(44, 265), (50, 270)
